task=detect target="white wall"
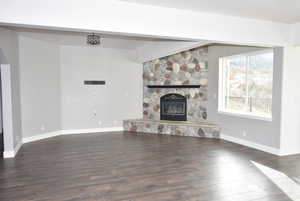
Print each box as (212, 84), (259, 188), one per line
(0, 28), (22, 152)
(17, 34), (143, 138)
(19, 35), (61, 137)
(60, 45), (142, 130)
(0, 64), (15, 154)
(17, 33), (143, 138)
(136, 40), (209, 62)
(0, 0), (291, 46)
(280, 46), (300, 155)
(291, 23), (300, 45)
(208, 46), (283, 149)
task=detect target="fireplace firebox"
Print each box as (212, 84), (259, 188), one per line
(160, 93), (187, 121)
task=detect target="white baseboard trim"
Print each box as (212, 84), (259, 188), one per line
(220, 134), (281, 156)
(21, 127), (123, 144)
(3, 150), (15, 158)
(22, 131), (61, 143)
(4, 127), (123, 158)
(3, 142), (23, 158)
(14, 142), (22, 155)
(279, 148), (300, 156)
(61, 127), (123, 135)
(9, 129), (286, 158)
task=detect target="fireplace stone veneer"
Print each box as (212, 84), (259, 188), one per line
(124, 46), (221, 138)
(143, 47), (208, 122)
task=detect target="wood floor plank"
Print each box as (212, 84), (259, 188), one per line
(0, 132), (299, 201)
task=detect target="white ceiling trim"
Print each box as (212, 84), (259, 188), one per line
(0, 0), (294, 46)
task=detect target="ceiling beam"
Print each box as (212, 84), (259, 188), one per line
(0, 0), (293, 46)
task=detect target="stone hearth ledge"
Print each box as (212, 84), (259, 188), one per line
(123, 119), (221, 138)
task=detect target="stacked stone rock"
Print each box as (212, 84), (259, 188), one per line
(123, 119), (221, 138)
(143, 47), (208, 122)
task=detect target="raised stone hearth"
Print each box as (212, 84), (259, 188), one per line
(123, 119), (221, 138)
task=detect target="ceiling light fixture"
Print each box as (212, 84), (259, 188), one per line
(87, 33), (101, 46)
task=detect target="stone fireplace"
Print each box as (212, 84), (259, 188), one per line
(123, 46), (221, 138)
(160, 93), (187, 121)
(143, 47), (208, 122)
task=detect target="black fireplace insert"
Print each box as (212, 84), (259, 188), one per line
(160, 93), (187, 121)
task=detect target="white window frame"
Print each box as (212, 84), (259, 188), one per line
(218, 49), (273, 121)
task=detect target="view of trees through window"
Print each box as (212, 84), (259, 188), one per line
(219, 50), (273, 118)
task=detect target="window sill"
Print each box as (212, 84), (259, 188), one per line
(218, 110), (272, 122)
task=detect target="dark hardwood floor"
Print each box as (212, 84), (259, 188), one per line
(1, 132), (300, 201)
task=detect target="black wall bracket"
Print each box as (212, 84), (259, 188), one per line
(84, 80), (106, 85)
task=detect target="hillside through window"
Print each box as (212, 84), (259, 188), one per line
(218, 49), (273, 120)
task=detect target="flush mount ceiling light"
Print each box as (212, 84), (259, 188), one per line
(87, 33), (101, 46)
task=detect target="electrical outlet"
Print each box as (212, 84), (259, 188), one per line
(242, 130), (247, 137)
(213, 93), (217, 99)
(41, 124), (45, 131)
(113, 120), (118, 126)
(93, 110), (97, 116)
(98, 121), (102, 126)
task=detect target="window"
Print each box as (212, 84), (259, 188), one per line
(218, 49), (273, 120)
